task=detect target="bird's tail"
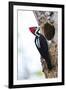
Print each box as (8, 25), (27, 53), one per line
(44, 52), (53, 70)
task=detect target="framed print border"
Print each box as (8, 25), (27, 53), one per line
(9, 1), (64, 88)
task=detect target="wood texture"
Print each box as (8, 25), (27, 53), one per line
(33, 11), (58, 78)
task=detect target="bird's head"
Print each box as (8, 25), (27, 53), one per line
(29, 27), (37, 35)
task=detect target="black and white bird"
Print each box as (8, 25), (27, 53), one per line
(29, 26), (53, 70)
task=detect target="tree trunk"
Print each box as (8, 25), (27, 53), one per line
(33, 11), (58, 78)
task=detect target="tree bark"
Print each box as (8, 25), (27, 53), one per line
(33, 11), (58, 78)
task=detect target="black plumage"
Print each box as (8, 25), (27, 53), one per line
(35, 33), (53, 70)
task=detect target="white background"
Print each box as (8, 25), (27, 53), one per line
(0, 0), (66, 90)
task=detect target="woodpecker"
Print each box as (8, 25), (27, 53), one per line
(29, 26), (53, 70)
